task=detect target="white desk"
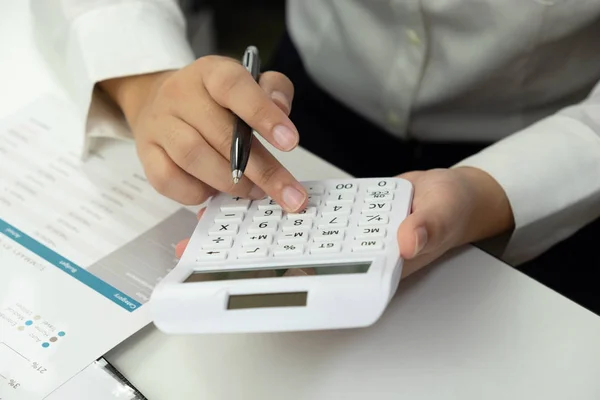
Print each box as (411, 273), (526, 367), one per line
(2, 3), (600, 400)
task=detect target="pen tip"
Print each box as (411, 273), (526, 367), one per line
(232, 170), (242, 184)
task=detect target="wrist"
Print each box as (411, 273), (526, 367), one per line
(455, 166), (515, 244)
(98, 70), (175, 127)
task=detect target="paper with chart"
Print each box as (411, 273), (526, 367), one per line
(0, 96), (198, 400)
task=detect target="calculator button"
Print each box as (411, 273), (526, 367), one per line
(282, 217), (313, 231)
(253, 208), (282, 221)
(247, 221), (278, 234)
(313, 228), (345, 242)
(277, 230), (309, 244)
(362, 202), (391, 212)
(355, 226), (386, 239)
(286, 206), (318, 218)
(321, 204), (352, 216)
(237, 246), (269, 259)
(202, 236), (233, 249)
(358, 214), (389, 226)
(307, 195), (321, 207)
(331, 182), (358, 193)
(208, 223), (239, 236)
(325, 192), (355, 205)
(317, 216), (349, 228)
(242, 233), (273, 246)
(352, 239), (384, 252)
(197, 250), (227, 261)
(273, 243), (304, 256)
(220, 196), (252, 211)
(304, 184), (325, 194)
(367, 180), (396, 192)
(364, 191), (394, 202)
(214, 211), (245, 223)
(309, 241), (342, 254)
(257, 198), (282, 210)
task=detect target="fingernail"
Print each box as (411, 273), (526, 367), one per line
(282, 185), (306, 211)
(414, 227), (428, 257)
(271, 91), (291, 114)
(248, 185), (266, 199)
(273, 125), (297, 151)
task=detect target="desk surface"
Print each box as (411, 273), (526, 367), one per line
(2, 3), (600, 400)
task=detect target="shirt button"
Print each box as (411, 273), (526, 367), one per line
(386, 111), (402, 127)
(405, 29), (421, 46)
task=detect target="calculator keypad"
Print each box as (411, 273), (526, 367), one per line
(196, 179), (408, 264)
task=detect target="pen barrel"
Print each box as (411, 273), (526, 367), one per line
(231, 119), (253, 172)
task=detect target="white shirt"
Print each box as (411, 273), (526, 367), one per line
(26, 0), (600, 265)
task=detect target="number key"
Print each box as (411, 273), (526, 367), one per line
(321, 204), (352, 216)
(331, 182), (357, 193)
(325, 191), (355, 204)
(247, 221), (278, 233)
(282, 217), (313, 231)
(256, 198), (282, 210)
(317, 216), (349, 228)
(367, 180), (396, 192)
(254, 208), (282, 221)
(286, 206), (318, 218)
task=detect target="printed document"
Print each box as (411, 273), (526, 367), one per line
(0, 97), (197, 400)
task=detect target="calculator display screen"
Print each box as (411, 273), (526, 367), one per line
(184, 262), (371, 283)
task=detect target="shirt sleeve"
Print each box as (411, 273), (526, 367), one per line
(454, 81), (600, 266)
(29, 0), (196, 156)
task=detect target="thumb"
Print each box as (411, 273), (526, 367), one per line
(397, 208), (448, 260)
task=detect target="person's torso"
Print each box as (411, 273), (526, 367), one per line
(287, 0), (600, 141)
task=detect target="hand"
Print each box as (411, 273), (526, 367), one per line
(396, 167), (514, 277)
(99, 56), (308, 212)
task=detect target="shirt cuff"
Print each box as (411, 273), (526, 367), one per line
(32, 1), (196, 158)
(454, 114), (600, 265)
(71, 2), (195, 84)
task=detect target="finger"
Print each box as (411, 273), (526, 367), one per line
(243, 139), (308, 212)
(201, 58), (299, 151)
(397, 206), (450, 260)
(156, 116), (265, 199)
(175, 238), (189, 259)
(258, 71), (294, 115)
(196, 208), (206, 220)
(177, 91), (306, 212)
(139, 143), (215, 205)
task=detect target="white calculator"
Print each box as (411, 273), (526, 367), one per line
(150, 178), (413, 334)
